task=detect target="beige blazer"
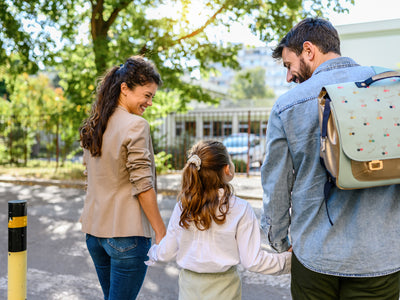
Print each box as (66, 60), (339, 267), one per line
(80, 106), (156, 238)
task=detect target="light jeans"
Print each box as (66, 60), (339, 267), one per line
(86, 234), (151, 300)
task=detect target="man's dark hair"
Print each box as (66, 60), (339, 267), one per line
(272, 17), (341, 60)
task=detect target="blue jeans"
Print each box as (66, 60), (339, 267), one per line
(86, 234), (151, 300)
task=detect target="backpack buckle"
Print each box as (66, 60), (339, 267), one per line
(368, 160), (383, 171)
(321, 137), (326, 152)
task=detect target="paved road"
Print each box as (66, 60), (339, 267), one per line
(0, 182), (291, 299)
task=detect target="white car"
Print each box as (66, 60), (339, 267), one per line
(223, 134), (265, 167)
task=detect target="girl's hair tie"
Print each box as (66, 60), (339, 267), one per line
(187, 154), (201, 171)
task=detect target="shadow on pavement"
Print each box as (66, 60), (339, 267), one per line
(0, 182), (290, 299)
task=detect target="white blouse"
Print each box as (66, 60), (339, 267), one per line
(147, 195), (291, 274)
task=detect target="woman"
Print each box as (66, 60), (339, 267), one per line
(79, 56), (166, 300)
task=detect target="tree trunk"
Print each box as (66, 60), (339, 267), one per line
(93, 34), (109, 75)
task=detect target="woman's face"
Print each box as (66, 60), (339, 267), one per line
(119, 82), (158, 116)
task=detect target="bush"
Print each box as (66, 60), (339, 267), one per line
(232, 159), (247, 173)
(155, 151), (172, 174)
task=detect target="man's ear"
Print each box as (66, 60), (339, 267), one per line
(302, 41), (315, 61)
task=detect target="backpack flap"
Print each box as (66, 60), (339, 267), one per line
(323, 77), (400, 189)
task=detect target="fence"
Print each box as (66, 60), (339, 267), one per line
(0, 108), (271, 177)
(154, 107), (271, 175)
(0, 114), (78, 167)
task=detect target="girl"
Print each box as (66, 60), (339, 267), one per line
(146, 140), (291, 300)
(79, 56), (166, 300)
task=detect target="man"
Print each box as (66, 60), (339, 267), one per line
(261, 17), (400, 299)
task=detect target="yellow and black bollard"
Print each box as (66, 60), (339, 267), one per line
(8, 200), (27, 300)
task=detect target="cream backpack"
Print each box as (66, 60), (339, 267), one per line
(318, 69), (400, 223)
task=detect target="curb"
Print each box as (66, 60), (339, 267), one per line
(0, 177), (86, 189)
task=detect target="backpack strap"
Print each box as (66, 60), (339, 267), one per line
(320, 96), (335, 226)
(319, 157), (335, 226)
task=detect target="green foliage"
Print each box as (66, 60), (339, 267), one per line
(0, 72), (76, 165)
(232, 159), (247, 173)
(0, 0), (354, 109)
(0, 0), (353, 171)
(155, 151), (172, 174)
(146, 89), (188, 129)
(229, 66), (275, 100)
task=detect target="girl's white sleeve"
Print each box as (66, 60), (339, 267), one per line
(237, 203), (291, 275)
(147, 202), (181, 264)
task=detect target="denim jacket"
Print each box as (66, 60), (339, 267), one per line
(261, 57), (400, 276)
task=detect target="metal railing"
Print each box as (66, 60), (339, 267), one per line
(154, 108), (270, 176)
(0, 108), (271, 177)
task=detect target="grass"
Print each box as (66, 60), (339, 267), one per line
(0, 159), (85, 181)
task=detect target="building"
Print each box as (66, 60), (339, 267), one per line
(205, 46), (292, 98)
(160, 107), (271, 145)
(336, 18), (400, 71)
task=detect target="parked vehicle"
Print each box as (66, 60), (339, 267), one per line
(222, 133), (265, 168)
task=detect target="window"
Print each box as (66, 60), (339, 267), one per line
(176, 121), (183, 136)
(203, 121), (211, 137)
(239, 122), (248, 133)
(239, 121), (265, 135)
(213, 121), (223, 137)
(223, 122), (232, 136)
(176, 121), (196, 137)
(185, 121), (196, 137)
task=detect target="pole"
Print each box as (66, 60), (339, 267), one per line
(8, 200), (27, 300)
(247, 111), (251, 177)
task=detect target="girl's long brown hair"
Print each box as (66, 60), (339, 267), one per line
(179, 140), (233, 231)
(79, 56), (162, 156)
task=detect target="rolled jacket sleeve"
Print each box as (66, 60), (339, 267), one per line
(125, 119), (154, 196)
(261, 108), (293, 252)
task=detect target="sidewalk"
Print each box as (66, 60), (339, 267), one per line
(158, 173), (263, 200)
(0, 174), (290, 300)
(0, 172), (264, 200)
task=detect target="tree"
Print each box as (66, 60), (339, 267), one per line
(0, 72), (73, 165)
(1, 0), (354, 90)
(0, 0), (354, 153)
(230, 66), (275, 100)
